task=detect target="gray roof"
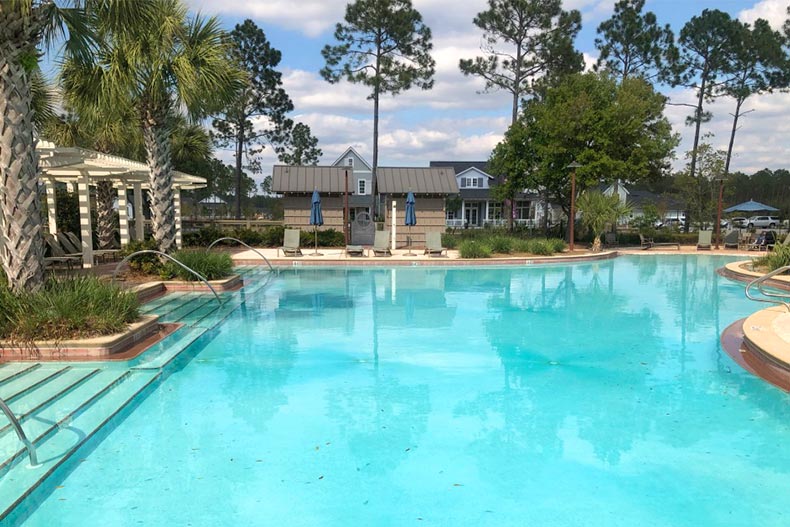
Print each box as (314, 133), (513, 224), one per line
(271, 166), (352, 194)
(377, 167), (458, 195)
(430, 161), (489, 175)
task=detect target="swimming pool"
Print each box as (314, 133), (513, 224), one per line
(16, 256), (790, 526)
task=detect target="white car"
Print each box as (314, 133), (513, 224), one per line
(747, 215), (780, 229)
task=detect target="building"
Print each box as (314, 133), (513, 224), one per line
(599, 181), (686, 226)
(272, 148), (459, 246)
(429, 161), (548, 228)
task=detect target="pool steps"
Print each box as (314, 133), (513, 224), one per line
(0, 265), (275, 523)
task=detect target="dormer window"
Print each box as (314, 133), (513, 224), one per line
(358, 179), (366, 195)
(460, 177), (482, 188)
(348, 158), (354, 167)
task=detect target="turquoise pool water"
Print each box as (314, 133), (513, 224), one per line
(19, 256), (790, 526)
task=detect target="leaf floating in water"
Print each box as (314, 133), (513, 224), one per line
(256, 459), (263, 463)
(318, 475), (324, 480)
(405, 448), (411, 452)
(452, 483), (463, 487)
(315, 446), (320, 451)
(56, 486), (64, 489)
(325, 442), (331, 446)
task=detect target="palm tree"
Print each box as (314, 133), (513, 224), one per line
(577, 191), (631, 252)
(0, 1), (148, 291)
(61, 0), (240, 254)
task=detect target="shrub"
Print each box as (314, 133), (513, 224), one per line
(753, 245), (790, 272)
(441, 233), (458, 249)
(459, 240), (492, 258)
(0, 277), (139, 341)
(527, 239), (554, 255)
(120, 239), (162, 275)
(489, 236), (513, 254)
(299, 228), (345, 248)
(547, 238), (567, 253)
(511, 238), (531, 253)
(162, 250), (234, 281)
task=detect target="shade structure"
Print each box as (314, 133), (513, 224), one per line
(309, 190), (323, 256)
(723, 199), (779, 213)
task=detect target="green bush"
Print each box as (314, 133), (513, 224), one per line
(441, 233), (458, 249)
(511, 238), (531, 253)
(527, 239), (554, 255)
(162, 250), (234, 281)
(753, 245), (790, 272)
(120, 239), (162, 275)
(547, 238), (567, 253)
(299, 228), (345, 248)
(183, 226), (286, 248)
(0, 276), (139, 341)
(489, 236), (513, 254)
(459, 240), (492, 258)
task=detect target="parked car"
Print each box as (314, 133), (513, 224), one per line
(728, 217), (747, 228)
(747, 215), (780, 229)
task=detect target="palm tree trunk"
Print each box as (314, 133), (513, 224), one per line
(0, 7), (45, 292)
(143, 119), (175, 254)
(95, 180), (116, 249)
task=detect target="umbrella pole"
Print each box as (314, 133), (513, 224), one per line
(405, 225), (416, 256)
(311, 225), (323, 256)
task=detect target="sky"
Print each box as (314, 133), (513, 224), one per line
(179, 0), (790, 186)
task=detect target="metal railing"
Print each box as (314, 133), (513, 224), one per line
(111, 250), (223, 305)
(745, 265), (790, 312)
(207, 237), (274, 272)
(0, 396), (38, 467)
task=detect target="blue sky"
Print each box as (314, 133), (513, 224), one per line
(177, 0), (789, 182)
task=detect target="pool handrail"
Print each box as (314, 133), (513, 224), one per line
(207, 237), (274, 272)
(111, 250), (223, 305)
(745, 265), (790, 312)
(0, 396), (38, 467)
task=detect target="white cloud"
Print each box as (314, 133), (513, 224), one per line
(739, 0), (787, 28)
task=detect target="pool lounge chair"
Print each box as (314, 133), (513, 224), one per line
(696, 230), (712, 250)
(345, 245), (364, 257)
(279, 228), (303, 256)
(370, 230), (392, 257)
(722, 230), (740, 249)
(64, 231), (120, 262)
(640, 234), (679, 250)
(749, 230), (776, 251)
(44, 233), (82, 268)
(424, 231), (447, 257)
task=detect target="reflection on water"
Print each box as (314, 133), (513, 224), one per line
(23, 256), (790, 527)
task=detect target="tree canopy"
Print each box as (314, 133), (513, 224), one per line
(459, 0), (583, 124)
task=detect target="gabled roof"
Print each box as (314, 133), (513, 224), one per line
(455, 166), (494, 179)
(377, 167), (458, 195)
(271, 166), (351, 194)
(331, 146), (372, 171)
(430, 161), (489, 174)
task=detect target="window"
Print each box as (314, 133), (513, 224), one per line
(447, 209), (458, 220)
(515, 200), (530, 220)
(461, 177), (482, 188)
(357, 179), (366, 195)
(488, 202), (503, 220)
(347, 158), (354, 167)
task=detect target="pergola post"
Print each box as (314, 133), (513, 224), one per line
(77, 172), (94, 268)
(45, 179), (58, 234)
(174, 186), (182, 249)
(133, 183), (144, 241)
(117, 184), (130, 247)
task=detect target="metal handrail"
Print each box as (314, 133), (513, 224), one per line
(745, 265), (790, 312)
(207, 237), (274, 272)
(111, 250), (223, 305)
(0, 396), (38, 467)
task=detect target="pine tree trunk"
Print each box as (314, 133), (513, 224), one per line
(143, 118), (175, 254)
(95, 180), (116, 249)
(725, 97), (743, 176)
(0, 6), (45, 292)
(235, 111), (244, 220)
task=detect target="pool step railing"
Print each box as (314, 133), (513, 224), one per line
(0, 397), (37, 467)
(207, 237), (275, 272)
(745, 265), (790, 311)
(0, 367), (159, 523)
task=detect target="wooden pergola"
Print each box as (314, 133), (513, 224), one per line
(36, 141), (206, 268)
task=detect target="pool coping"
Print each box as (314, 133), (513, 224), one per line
(717, 260), (790, 290)
(0, 315), (161, 360)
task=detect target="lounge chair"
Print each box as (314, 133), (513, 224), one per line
(278, 228), (303, 257)
(641, 233), (680, 250)
(370, 230), (392, 257)
(63, 232), (120, 262)
(345, 245), (364, 257)
(696, 230), (712, 250)
(424, 231), (447, 257)
(722, 230), (740, 249)
(748, 230), (776, 251)
(44, 233), (81, 268)
(738, 232), (753, 250)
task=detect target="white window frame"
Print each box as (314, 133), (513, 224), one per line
(357, 179), (366, 195)
(347, 158), (354, 167)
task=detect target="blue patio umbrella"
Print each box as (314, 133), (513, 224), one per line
(405, 192), (417, 255)
(723, 199), (779, 213)
(309, 190), (323, 255)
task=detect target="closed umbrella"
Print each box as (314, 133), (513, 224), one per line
(405, 191), (417, 256)
(309, 189), (323, 256)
